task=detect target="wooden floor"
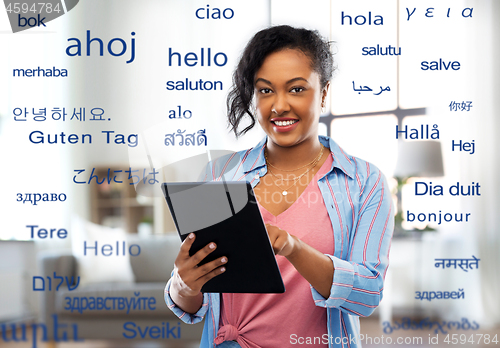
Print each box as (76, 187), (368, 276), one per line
(0, 317), (498, 347)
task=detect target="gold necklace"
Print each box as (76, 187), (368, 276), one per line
(265, 145), (324, 172)
(265, 146), (324, 196)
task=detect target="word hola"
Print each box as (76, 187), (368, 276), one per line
(33, 272), (80, 291)
(406, 7), (473, 21)
(84, 241), (141, 256)
(396, 124), (439, 139)
(28, 225), (67, 239)
(341, 11), (383, 25)
(421, 59), (460, 71)
(414, 182), (481, 196)
(196, 5), (234, 19)
(452, 140), (475, 154)
(66, 30), (136, 64)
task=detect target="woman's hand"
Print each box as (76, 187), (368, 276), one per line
(265, 223), (299, 257)
(170, 233), (227, 313)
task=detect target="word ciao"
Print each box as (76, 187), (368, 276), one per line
(414, 182), (481, 196)
(0, 315), (82, 347)
(415, 289), (465, 301)
(406, 7), (473, 21)
(33, 272), (80, 291)
(123, 322), (181, 339)
(66, 30), (136, 64)
(434, 256), (480, 272)
(383, 317), (479, 334)
(195, 5), (234, 19)
(17, 192), (66, 205)
(64, 292), (156, 315)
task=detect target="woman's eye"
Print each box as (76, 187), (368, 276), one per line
(290, 87), (305, 93)
(259, 88), (272, 94)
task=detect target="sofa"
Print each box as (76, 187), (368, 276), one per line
(38, 233), (203, 346)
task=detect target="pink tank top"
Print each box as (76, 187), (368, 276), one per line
(216, 154), (334, 348)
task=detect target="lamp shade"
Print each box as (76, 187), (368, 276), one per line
(394, 141), (444, 178)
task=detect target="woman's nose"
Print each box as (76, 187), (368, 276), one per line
(271, 93), (290, 115)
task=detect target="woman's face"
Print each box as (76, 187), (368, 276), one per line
(254, 49), (328, 149)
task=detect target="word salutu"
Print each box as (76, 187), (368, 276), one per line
(434, 256), (480, 272)
(14, 107), (106, 122)
(352, 82), (390, 95)
(362, 44), (401, 56)
(415, 289), (464, 301)
(33, 272), (80, 291)
(165, 129), (207, 146)
(64, 292), (155, 315)
(17, 193), (66, 205)
(383, 317), (479, 334)
(73, 168), (159, 185)
(414, 182), (481, 196)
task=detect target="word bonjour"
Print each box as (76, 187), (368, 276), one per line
(406, 210), (470, 225)
(434, 256), (480, 272)
(33, 272), (79, 291)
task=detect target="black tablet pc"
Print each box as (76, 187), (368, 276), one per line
(161, 181), (285, 293)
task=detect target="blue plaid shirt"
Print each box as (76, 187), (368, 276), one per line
(165, 135), (394, 348)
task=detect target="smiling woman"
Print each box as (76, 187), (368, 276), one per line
(165, 25), (394, 348)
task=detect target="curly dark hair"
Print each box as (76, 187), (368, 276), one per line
(227, 25), (335, 137)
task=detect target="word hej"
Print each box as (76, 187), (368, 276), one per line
(0, 315), (82, 347)
(64, 293), (156, 315)
(66, 30), (136, 64)
(28, 130), (138, 147)
(383, 317), (479, 335)
(415, 182), (480, 196)
(435, 256), (480, 272)
(415, 289), (465, 301)
(123, 322), (181, 340)
(83, 241), (141, 256)
(33, 272), (80, 292)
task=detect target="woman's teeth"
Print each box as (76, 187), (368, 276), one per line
(274, 120), (297, 126)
